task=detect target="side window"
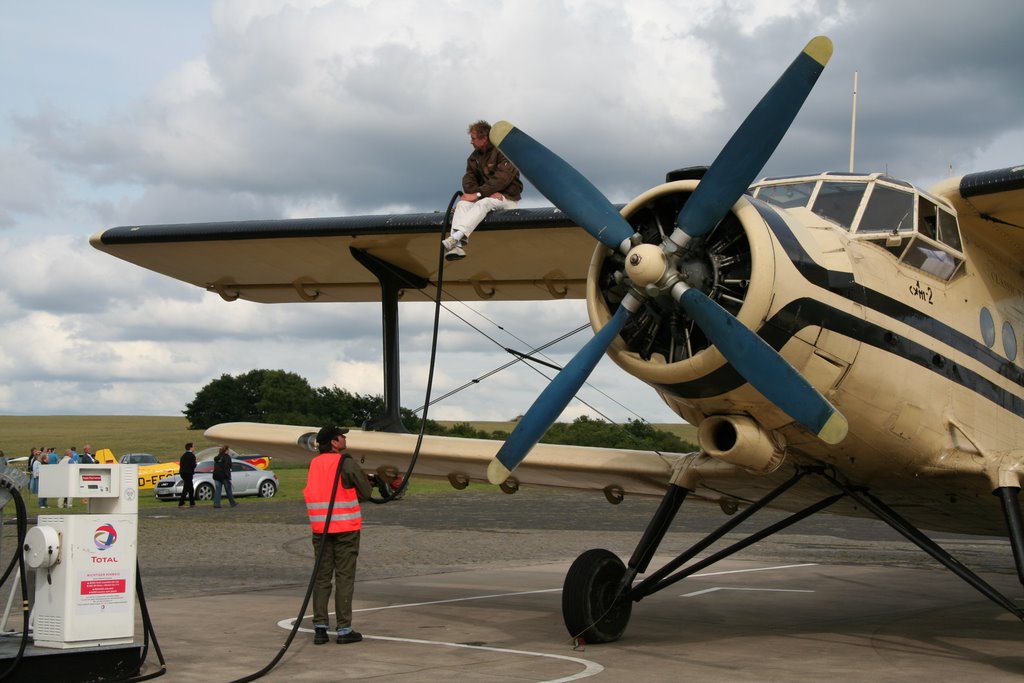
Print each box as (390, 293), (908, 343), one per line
(980, 308), (996, 347)
(755, 181), (817, 209)
(810, 182), (865, 230)
(918, 198), (938, 240)
(901, 238), (961, 280)
(936, 207), (962, 251)
(1003, 321), (1017, 362)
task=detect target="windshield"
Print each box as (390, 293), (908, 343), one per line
(751, 173), (965, 281)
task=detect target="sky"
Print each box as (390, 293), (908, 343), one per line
(2, 0), (1023, 428)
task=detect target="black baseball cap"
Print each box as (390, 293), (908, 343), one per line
(316, 426), (349, 447)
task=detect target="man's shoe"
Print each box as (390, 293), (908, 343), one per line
(313, 627), (329, 645)
(230, 502), (238, 507)
(442, 236), (467, 261)
(212, 505), (222, 508)
(336, 630), (362, 644)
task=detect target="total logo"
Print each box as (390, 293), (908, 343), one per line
(94, 523), (118, 551)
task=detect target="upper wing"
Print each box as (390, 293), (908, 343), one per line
(931, 164), (1024, 260)
(90, 208), (597, 304)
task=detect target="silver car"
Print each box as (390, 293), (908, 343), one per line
(154, 459), (278, 501)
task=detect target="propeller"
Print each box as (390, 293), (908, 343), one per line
(488, 300), (638, 485)
(486, 36), (845, 485)
(667, 35), (834, 250)
(489, 121), (636, 254)
(672, 285), (847, 444)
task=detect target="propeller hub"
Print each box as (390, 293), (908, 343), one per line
(624, 243), (667, 289)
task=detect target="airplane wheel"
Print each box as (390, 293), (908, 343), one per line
(562, 548), (632, 644)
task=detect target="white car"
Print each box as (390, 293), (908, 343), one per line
(154, 459), (278, 501)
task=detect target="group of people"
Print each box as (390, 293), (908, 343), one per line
(175, 442), (237, 508)
(16, 427), (374, 646)
(29, 444), (99, 508)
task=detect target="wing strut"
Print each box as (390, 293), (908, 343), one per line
(350, 248), (429, 433)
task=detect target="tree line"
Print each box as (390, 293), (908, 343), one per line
(185, 369), (697, 452)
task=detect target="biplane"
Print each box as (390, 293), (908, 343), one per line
(90, 36), (1024, 643)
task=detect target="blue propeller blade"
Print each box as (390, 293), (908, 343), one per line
(490, 121), (635, 252)
(673, 36), (833, 243)
(676, 286), (847, 444)
(488, 304), (634, 484)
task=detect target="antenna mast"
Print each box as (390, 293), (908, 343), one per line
(849, 71), (858, 173)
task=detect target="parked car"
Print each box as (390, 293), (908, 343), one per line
(154, 459), (278, 501)
(120, 453), (180, 489)
(119, 453), (160, 465)
(194, 447), (271, 470)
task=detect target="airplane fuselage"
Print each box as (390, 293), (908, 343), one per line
(590, 172), (1024, 535)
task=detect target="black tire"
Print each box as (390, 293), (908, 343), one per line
(258, 480), (277, 498)
(562, 548), (632, 644)
(195, 483), (214, 501)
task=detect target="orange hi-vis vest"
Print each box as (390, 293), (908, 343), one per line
(304, 453), (362, 534)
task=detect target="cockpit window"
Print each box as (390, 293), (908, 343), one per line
(857, 184), (915, 234)
(755, 181), (816, 209)
(809, 182), (865, 230)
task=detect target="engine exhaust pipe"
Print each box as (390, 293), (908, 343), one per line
(698, 415), (785, 474)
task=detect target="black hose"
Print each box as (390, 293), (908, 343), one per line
(228, 450), (348, 683)
(366, 189), (461, 504)
(229, 190), (462, 679)
(0, 484), (32, 682)
(120, 563), (167, 681)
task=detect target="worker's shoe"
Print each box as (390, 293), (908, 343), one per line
(313, 626), (329, 645)
(336, 630), (363, 644)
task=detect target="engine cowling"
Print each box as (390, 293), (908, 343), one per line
(586, 180), (777, 414)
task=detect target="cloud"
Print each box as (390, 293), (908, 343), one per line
(2, 0), (1023, 423)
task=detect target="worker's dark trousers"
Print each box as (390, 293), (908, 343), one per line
(311, 530), (361, 629)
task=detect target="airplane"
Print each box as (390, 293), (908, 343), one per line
(89, 35), (1024, 644)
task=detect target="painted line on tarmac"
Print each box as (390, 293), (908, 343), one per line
(683, 586), (815, 597)
(278, 588), (602, 682)
(692, 562), (818, 577)
(683, 563), (819, 598)
(353, 587), (563, 613)
(363, 635), (603, 683)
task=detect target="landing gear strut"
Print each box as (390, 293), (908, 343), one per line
(561, 466), (1024, 643)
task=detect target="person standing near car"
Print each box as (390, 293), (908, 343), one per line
(178, 442), (197, 508)
(212, 445), (237, 508)
(305, 426), (372, 645)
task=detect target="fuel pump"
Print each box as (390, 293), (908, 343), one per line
(25, 463), (139, 650)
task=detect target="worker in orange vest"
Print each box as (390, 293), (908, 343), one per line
(304, 425), (373, 645)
